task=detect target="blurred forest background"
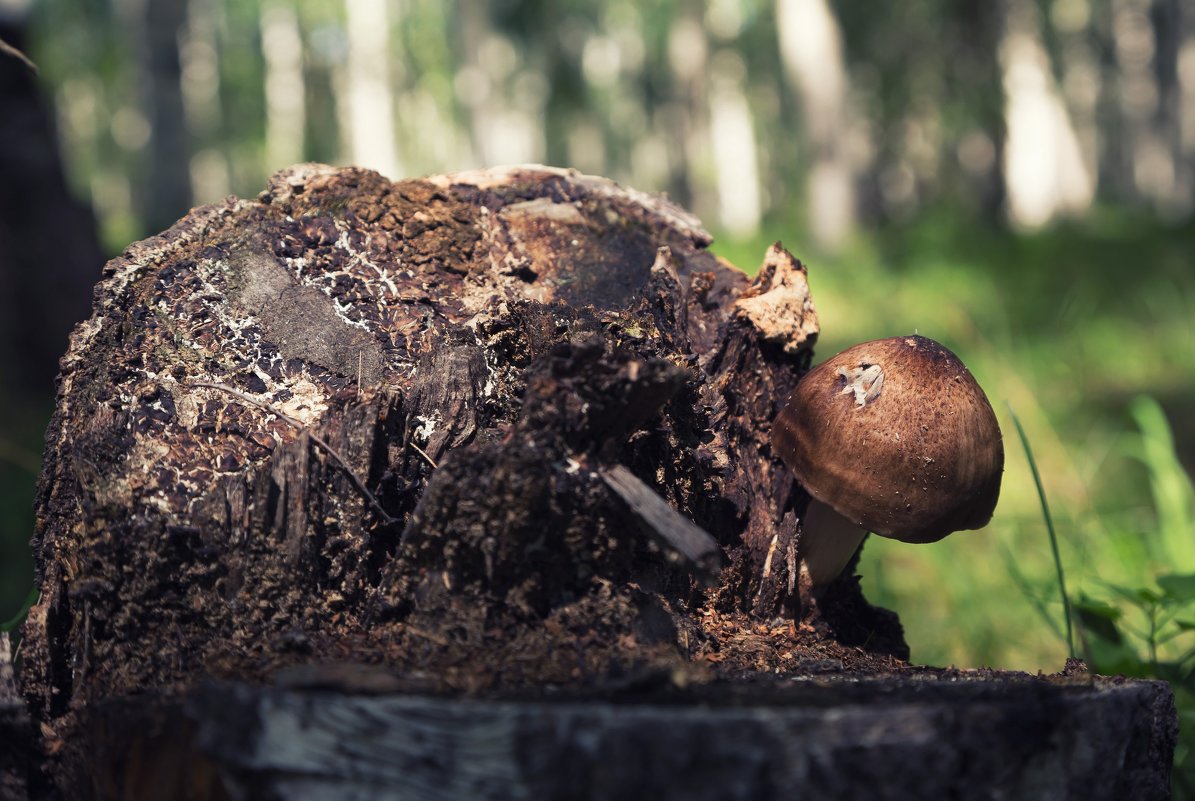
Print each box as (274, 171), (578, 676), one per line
(1, 0), (1194, 742)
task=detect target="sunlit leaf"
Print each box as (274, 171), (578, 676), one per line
(1129, 396), (1195, 573)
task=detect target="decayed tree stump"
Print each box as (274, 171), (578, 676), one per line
(20, 164), (903, 792)
(16, 165), (1175, 798)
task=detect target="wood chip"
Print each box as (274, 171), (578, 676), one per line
(600, 464), (722, 584)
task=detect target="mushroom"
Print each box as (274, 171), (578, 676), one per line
(771, 335), (1003, 588)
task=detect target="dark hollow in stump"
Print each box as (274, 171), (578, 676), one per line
(15, 165), (1175, 797)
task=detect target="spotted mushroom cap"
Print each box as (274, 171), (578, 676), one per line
(771, 335), (1004, 543)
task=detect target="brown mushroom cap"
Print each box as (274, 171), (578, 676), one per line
(772, 335), (1003, 543)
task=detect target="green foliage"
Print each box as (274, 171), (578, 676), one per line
(1024, 398), (1195, 798)
(1127, 397), (1195, 573)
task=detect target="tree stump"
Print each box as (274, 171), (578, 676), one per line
(79, 669), (1176, 801)
(16, 165), (1175, 797)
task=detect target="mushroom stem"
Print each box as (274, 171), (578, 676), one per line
(798, 499), (868, 589)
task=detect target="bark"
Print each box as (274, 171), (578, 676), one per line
(140, 0), (193, 234)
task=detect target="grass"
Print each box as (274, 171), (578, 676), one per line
(1009, 406), (1073, 659)
(1028, 397), (1195, 797)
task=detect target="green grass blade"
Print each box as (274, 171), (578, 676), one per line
(1128, 396), (1195, 573)
(1009, 406), (1075, 658)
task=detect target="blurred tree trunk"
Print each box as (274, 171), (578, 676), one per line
(343, 0), (400, 178)
(141, 0), (194, 234)
(1150, 0), (1188, 215)
(708, 51), (761, 238)
(1094, 0), (1139, 202)
(454, 0), (494, 167)
(1002, 0), (1094, 227)
(0, 15), (101, 400)
(952, 1), (1007, 220)
(537, 2), (582, 170)
(663, 2), (711, 218)
(776, 0), (855, 251)
(0, 9), (102, 624)
(261, 2), (305, 173)
(182, 0), (231, 204)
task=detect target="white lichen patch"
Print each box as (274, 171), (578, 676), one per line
(275, 376), (331, 427)
(412, 413), (440, 443)
(332, 297), (372, 331)
(69, 316), (104, 356)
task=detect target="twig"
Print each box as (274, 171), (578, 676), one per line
(194, 381), (300, 424)
(192, 381), (397, 525)
(0, 37), (38, 74)
(408, 440), (438, 469)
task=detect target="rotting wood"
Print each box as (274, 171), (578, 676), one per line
(18, 165), (853, 794)
(12, 164), (1173, 798)
(65, 668), (1178, 801)
(191, 381), (397, 526)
